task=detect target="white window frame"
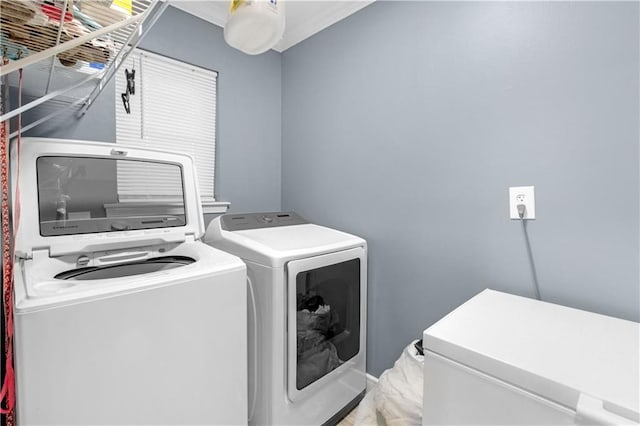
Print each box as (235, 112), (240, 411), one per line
(115, 48), (228, 214)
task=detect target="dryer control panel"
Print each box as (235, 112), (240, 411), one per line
(220, 212), (307, 231)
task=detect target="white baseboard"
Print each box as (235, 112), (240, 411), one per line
(366, 373), (378, 393)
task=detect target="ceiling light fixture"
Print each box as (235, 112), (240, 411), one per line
(224, 0), (285, 55)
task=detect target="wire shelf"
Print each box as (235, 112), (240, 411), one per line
(0, 0), (168, 126)
(1, 0), (153, 71)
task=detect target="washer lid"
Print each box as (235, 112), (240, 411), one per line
(12, 138), (206, 257)
(423, 290), (640, 424)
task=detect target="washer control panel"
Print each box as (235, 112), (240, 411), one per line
(220, 212), (307, 231)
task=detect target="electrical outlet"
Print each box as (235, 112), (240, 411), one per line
(509, 186), (535, 219)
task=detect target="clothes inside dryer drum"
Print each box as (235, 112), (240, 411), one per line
(54, 256), (195, 280)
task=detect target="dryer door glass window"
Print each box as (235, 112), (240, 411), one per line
(37, 156), (185, 236)
(295, 258), (360, 390)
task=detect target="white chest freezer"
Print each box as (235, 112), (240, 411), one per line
(422, 289), (639, 425)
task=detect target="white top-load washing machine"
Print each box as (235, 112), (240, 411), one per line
(205, 212), (367, 425)
(11, 138), (247, 425)
(422, 289), (639, 425)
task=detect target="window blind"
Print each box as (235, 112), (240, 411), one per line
(115, 49), (217, 203)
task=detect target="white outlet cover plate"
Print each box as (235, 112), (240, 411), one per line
(509, 186), (536, 219)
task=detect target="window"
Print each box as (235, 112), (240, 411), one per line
(115, 49), (217, 204)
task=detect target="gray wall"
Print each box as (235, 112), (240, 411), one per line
(20, 5), (282, 215)
(281, 1), (640, 376)
(14, 1), (640, 378)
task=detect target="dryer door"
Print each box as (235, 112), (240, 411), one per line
(286, 247), (365, 402)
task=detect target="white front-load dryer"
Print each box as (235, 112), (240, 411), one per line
(11, 138), (248, 425)
(205, 212), (367, 425)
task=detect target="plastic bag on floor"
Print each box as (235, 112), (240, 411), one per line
(354, 391), (385, 426)
(355, 340), (424, 426)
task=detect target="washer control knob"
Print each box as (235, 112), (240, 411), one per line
(261, 215), (273, 223)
